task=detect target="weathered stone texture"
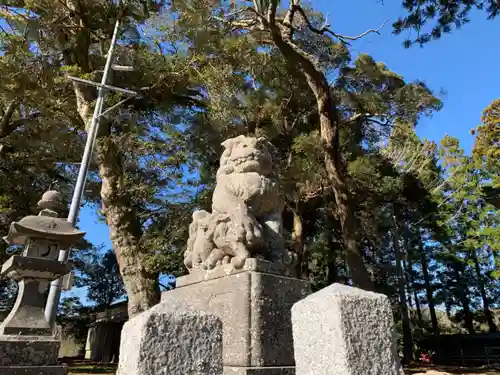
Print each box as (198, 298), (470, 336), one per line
(0, 366), (68, 375)
(291, 283), (404, 375)
(0, 337), (60, 366)
(117, 298), (223, 375)
(162, 259), (309, 369)
(176, 258), (294, 287)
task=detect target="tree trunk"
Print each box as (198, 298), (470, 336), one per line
(392, 213), (413, 364)
(461, 295), (475, 335)
(453, 267), (475, 335)
(0, 241), (7, 264)
(403, 259), (414, 310)
(327, 256), (338, 285)
(73, 85), (160, 318)
(268, 21), (373, 291)
(59, 4), (159, 317)
(407, 258), (423, 324)
(97, 136), (160, 317)
(291, 207), (308, 279)
(413, 286), (422, 324)
(419, 242), (440, 337)
(471, 249), (497, 332)
(326, 231), (338, 285)
(319, 96), (372, 290)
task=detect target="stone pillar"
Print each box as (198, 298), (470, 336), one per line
(84, 326), (97, 360)
(291, 283), (404, 375)
(162, 259), (309, 375)
(87, 323), (107, 362)
(0, 190), (85, 375)
(117, 299), (223, 375)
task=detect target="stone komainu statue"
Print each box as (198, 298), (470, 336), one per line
(184, 135), (293, 272)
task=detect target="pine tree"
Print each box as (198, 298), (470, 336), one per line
(393, 0), (500, 47)
(174, 1), (441, 291)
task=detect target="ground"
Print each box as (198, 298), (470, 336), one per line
(407, 366), (500, 375)
(66, 364), (500, 375)
(66, 362), (116, 375)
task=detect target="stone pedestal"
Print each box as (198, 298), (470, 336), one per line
(161, 259), (310, 375)
(117, 300), (223, 375)
(0, 337), (60, 366)
(0, 336), (68, 375)
(0, 366), (68, 375)
(291, 284), (403, 375)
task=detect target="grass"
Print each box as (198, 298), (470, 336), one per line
(65, 362), (116, 375)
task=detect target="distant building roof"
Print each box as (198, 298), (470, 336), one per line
(95, 299), (128, 323)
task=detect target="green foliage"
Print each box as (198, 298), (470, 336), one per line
(74, 249), (126, 308)
(394, 0), (500, 47)
(57, 296), (94, 345)
(474, 99), (500, 192)
(0, 276), (16, 313)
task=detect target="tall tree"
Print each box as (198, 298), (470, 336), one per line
(474, 99), (500, 189)
(191, 0), (441, 290)
(434, 135), (500, 333)
(391, 209), (413, 363)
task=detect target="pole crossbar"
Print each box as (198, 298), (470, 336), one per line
(98, 97), (136, 119)
(68, 76), (138, 96)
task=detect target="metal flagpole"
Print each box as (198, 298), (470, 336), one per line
(45, 6), (136, 323)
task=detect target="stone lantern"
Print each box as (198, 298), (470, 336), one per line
(0, 189), (85, 375)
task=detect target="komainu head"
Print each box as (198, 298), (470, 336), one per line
(218, 135), (277, 177)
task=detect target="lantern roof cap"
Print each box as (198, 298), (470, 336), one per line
(2, 189), (85, 246)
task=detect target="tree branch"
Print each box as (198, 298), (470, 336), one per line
(0, 100), (18, 138)
(158, 281), (170, 290)
(292, 5), (388, 45)
(226, 6), (261, 19)
(266, 0), (280, 25)
(211, 5), (263, 30)
(343, 113), (387, 127)
(365, 117), (390, 127)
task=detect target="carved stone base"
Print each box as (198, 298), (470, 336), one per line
(177, 258), (296, 287)
(0, 366), (67, 375)
(0, 337), (60, 366)
(224, 367), (295, 375)
(161, 259), (309, 373)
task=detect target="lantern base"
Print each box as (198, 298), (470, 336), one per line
(0, 366), (67, 375)
(0, 336), (60, 366)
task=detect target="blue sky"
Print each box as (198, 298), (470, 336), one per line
(65, 1), (500, 304)
(320, 0), (500, 155)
